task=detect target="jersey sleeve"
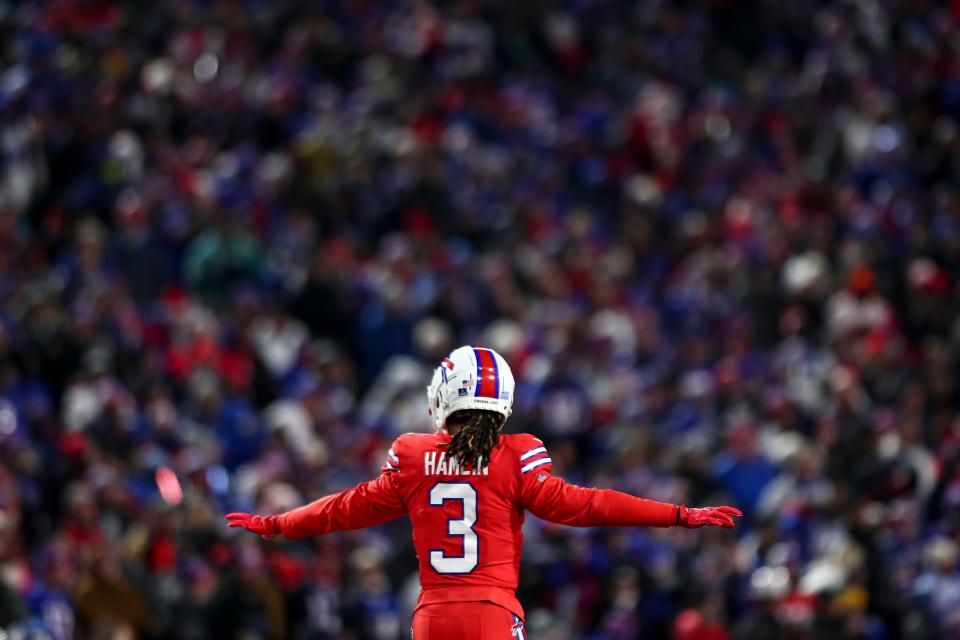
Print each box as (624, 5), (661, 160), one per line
(382, 441), (401, 474)
(275, 438), (408, 539)
(515, 435), (553, 475)
(515, 438), (679, 528)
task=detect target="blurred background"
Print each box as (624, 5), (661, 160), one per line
(1, 0), (960, 638)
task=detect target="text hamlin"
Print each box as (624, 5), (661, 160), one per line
(424, 451), (489, 476)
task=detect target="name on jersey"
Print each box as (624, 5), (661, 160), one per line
(424, 452), (489, 476)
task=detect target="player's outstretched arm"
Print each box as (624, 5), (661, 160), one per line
(520, 473), (741, 529)
(226, 473), (407, 539)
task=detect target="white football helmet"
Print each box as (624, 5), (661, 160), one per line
(427, 345), (515, 432)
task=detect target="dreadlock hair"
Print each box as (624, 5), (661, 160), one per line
(444, 409), (505, 468)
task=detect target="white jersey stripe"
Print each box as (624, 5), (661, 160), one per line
(519, 446), (547, 461)
(521, 457), (551, 474)
(388, 448), (399, 464)
(384, 462), (398, 472)
(512, 614), (525, 640)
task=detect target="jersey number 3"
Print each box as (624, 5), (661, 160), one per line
(428, 482), (478, 574)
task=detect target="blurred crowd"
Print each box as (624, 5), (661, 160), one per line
(2, 0), (960, 638)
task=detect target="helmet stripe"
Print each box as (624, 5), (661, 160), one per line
(490, 349), (501, 398)
(472, 347), (499, 398)
(473, 347), (483, 396)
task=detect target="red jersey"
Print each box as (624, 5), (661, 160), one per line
(274, 432), (681, 619)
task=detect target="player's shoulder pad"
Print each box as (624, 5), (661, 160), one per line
(502, 432), (544, 453)
(392, 432), (442, 449)
(385, 432), (443, 470)
(384, 432), (422, 473)
(502, 433), (552, 475)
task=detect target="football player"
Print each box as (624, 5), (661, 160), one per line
(227, 346), (741, 638)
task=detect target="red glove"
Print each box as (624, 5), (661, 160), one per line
(677, 505), (742, 529)
(225, 512), (281, 538)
